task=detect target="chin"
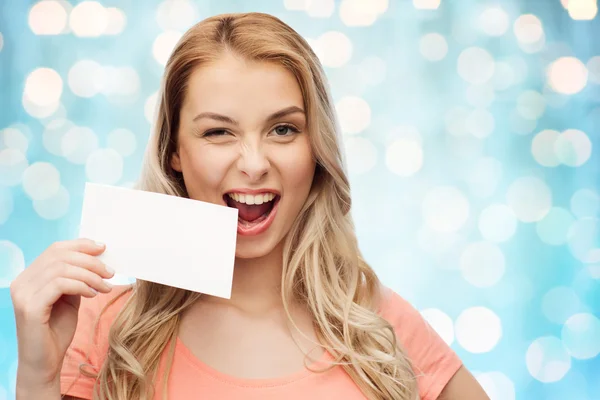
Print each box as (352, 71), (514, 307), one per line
(234, 236), (283, 259)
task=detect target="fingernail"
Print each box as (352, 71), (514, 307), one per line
(95, 241), (105, 248)
(104, 280), (114, 289)
(105, 265), (115, 275)
(90, 288), (98, 296)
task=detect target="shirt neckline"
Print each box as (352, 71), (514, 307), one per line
(175, 336), (335, 388)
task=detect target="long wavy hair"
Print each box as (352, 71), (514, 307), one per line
(80, 12), (418, 400)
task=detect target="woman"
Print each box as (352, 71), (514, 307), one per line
(10, 12), (489, 400)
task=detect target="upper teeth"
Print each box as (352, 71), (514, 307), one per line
(228, 192), (276, 205)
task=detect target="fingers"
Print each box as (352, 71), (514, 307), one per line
(59, 263), (113, 294)
(61, 251), (114, 280)
(31, 277), (99, 319)
(50, 238), (106, 256)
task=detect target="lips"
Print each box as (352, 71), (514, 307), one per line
(223, 190), (281, 236)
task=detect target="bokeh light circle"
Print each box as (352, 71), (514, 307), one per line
(554, 129), (592, 167)
(33, 185), (70, 220)
(68, 60), (104, 98)
(29, 0), (69, 35)
(536, 207), (575, 245)
(561, 313), (600, 359)
(422, 186), (469, 233)
(542, 287), (582, 324)
(478, 6), (510, 37)
(153, 31), (183, 66)
(567, 217), (600, 263)
(478, 204), (517, 242)
(107, 128), (137, 157)
(314, 31), (353, 68)
(70, 1), (108, 37)
(0, 241), (25, 287)
(0, 149), (28, 186)
(61, 126), (100, 164)
(513, 14), (544, 44)
(531, 129), (561, 167)
(419, 33), (448, 61)
(570, 189), (600, 218)
(1, 127), (29, 154)
(22, 162), (61, 200)
(466, 108), (495, 138)
(85, 149), (123, 184)
(457, 47), (495, 84)
(0, 188), (13, 225)
(344, 137), (377, 174)
(506, 176), (552, 222)
(526, 336), (571, 383)
(336, 96), (371, 135)
(547, 57), (588, 95)
(385, 139), (423, 177)
(24, 68), (63, 107)
(517, 90), (546, 120)
(156, 0), (198, 31)
(455, 307), (502, 353)
(475, 371), (515, 400)
(460, 241), (506, 287)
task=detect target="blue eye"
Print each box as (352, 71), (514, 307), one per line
(272, 124), (300, 136)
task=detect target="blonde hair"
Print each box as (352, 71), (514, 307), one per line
(82, 12), (418, 400)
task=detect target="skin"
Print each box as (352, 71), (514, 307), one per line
(17, 50), (488, 399)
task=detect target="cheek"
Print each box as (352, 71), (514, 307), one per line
(180, 146), (231, 195)
(276, 144), (315, 192)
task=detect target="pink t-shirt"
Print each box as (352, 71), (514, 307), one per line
(60, 285), (462, 399)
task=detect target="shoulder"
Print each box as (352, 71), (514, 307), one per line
(377, 285), (463, 400)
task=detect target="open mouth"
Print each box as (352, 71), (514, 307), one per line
(224, 192), (280, 236)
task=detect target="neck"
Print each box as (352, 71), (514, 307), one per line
(203, 241), (286, 314)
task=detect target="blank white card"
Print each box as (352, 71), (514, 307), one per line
(79, 183), (238, 299)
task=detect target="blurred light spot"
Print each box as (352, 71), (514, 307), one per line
(567, 0), (598, 20)
(107, 128), (137, 157)
(492, 61), (516, 90)
(536, 207), (575, 245)
(460, 241), (505, 287)
(104, 7), (126, 35)
(344, 137), (377, 174)
(22, 95), (60, 119)
(43, 119), (74, 156)
(475, 371), (515, 400)
(33, 185), (70, 220)
(24, 68), (63, 107)
(144, 92), (159, 124)
(554, 129), (592, 167)
(386, 139), (423, 177)
(506, 176), (552, 222)
(61, 126), (99, 164)
(562, 313), (600, 359)
(588, 56), (600, 84)
(336, 96), (371, 135)
(456, 307), (502, 353)
(570, 189), (600, 218)
(457, 47), (495, 84)
(105, 67), (140, 96)
(445, 106), (469, 136)
(466, 108), (494, 138)
(417, 226), (466, 269)
(517, 90), (546, 120)
(466, 84), (495, 108)
(421, 308), (454, 345)
(509, 111), (537, 135)
(86, 149), (123, 184)
(478, 204), (517, 243)
(532, 129), (561, 167)
(284, 0), (308, 10)
(358, 56), (387, 86)
(422, 186), (469, 233)
(156, 0), (198, 31)
(153, 31), (182, 66)
(560, 0), (569, 7)
(513, 14), (544, 44)
(40, 103), (67, 126)
(0, 188), (13, 224)
(29, 0), (68, 35)
(478, 6), (510, 37)
(0, 241), (25, 287)
(419, 33), (448, 62)
(547, 57), (588, 95)
(1, 127), (29, 154)
(413, 0), (440, 9)
(567, 217), (600, 263)
(23, 162), (60, 200)
(0, 149), (28, 186)
(313, 31), (353, 68)
(465, 157), (503, 198)
(70, 1), (108, 37)
(542, 287), (583, 324)
(527, 336), (571, 383)
(68, 60), (104, 98)
(340, 0), (387, 26)
(306, 0), (335, 18)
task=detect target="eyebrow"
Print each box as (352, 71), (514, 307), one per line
(192, 106), (305, 126)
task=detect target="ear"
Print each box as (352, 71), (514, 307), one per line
(171, 151), (182, 172)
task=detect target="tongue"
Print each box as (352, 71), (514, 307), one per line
(236, 202), (272, 222)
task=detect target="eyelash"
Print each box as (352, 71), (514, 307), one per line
(203, 124), (301, 137)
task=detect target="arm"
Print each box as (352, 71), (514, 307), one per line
(437, 366), (490, 400)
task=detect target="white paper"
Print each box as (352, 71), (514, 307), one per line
(79, 183), (238, 299)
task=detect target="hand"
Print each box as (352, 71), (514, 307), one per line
(10, 238), (114, 390)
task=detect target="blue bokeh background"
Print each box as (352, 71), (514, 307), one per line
(1, 0), (600, 399)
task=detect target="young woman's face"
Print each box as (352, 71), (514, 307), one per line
(172, 52), (316, 259)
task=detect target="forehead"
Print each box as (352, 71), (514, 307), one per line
(183, 53), (304, 116)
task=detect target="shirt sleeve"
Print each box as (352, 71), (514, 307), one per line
(59, 294), (104, 399)
(380, 288), (463, 400)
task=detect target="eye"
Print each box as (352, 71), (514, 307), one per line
(271, 124), (300, 137)
(203, 129), (230, 137)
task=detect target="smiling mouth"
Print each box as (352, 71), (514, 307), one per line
(224, 192), (281, 235)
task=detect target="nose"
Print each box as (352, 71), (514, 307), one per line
(237, 140), (270, 182)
